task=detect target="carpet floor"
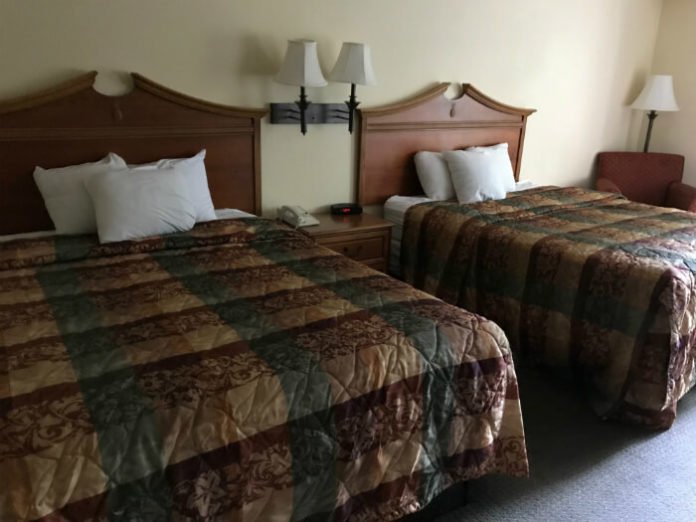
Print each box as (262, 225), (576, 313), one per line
(437, 364), (696, 522)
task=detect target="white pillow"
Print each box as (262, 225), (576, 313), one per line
(464, 142), (516, 193)
(414, 151), (454, 200)
(33, 153), (127, 235)
(118, 150), (216, 222)
(443, 143), (516, 204)
(84, 167), (197, 243)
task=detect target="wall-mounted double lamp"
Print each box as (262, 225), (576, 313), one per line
(271, 39), (376, 135)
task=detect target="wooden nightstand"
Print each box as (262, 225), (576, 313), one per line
(300, 213), (393, 272)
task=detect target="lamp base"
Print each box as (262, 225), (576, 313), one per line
(642, 110), (658, 153)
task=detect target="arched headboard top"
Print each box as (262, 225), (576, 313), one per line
(0, 72), (267, 235)
(357, 83), (535, 205)
(0, 71), (267, 119)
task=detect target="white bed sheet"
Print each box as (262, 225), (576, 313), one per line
(0, 208), (255, 243)
(384, 180), (536, 276)
(213, 208), (255, 220)
(384, 196), (433, 275)
(0, 230), (56, 243)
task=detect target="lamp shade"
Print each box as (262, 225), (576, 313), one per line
(329, 42), (376, 86)
(276, 39), (327, 87)
(631, 75), (679, 111)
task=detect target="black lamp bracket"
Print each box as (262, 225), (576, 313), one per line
(343, 83), (359, 133)
(270, 102), (352, 127)
(270, 83), (362, 134)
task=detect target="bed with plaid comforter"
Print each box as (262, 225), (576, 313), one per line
(0, 217), (526, 521)
(402, 186), (696, 429)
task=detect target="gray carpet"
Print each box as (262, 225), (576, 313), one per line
(438, 365), (696, 522)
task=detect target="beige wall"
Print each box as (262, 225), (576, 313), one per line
(0, 0), (662, 215)
(647, 0), (696, 184)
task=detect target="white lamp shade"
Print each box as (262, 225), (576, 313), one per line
(276, 39), (327, 87)
(329, 42), (376, 86)
(631, 74), (679, 111)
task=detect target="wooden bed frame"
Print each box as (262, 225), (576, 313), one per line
(357, 83), (535, 205)
(0, 72), (266, 235)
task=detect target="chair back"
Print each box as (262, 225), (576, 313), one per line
(596, 152), (685, 207)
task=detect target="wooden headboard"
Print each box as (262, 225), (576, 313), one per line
(357, 83), (535, 205)
(0, 72), (266, 235)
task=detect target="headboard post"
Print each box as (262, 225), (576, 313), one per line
(356, 83), (535, 205)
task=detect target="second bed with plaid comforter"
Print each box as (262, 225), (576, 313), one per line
(402, 186), (696, 429)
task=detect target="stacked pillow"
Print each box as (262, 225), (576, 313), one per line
(33, 150), (215, 243)
(414, 143), (516, 204)
(413, 151), (454, 201)
(123, 150), (217, 223)
(33, 153), (127, 235)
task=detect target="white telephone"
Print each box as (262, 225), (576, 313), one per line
(277, 205), (320, 228)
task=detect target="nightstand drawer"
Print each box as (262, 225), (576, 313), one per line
(299, 213), (392, 273)
(321, 235), (385, 261)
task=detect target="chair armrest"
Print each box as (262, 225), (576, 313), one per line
(595, 177), (622, 194)
(666, 182), (696, 212)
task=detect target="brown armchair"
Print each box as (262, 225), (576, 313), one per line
(595, 152), (696, 212)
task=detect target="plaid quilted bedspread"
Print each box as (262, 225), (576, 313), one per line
(0, 218), (526, 521)
(402, 186), (696, 429)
